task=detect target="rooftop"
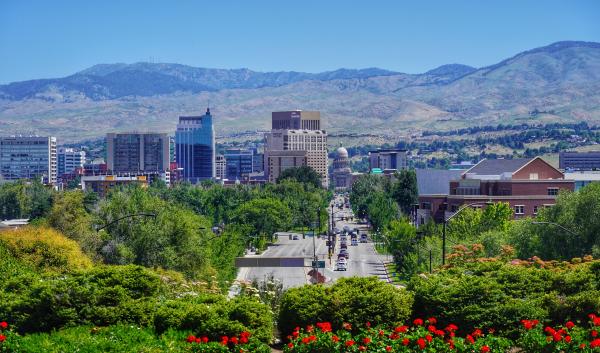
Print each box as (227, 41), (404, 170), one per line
(465, 158), (532, 176)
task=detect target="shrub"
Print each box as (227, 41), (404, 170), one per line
(279, 277), (413, 337)
(0, 226), (92, 272)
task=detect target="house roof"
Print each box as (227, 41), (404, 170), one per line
(464, 158), (533, 176)
(416, 169), (463, 195)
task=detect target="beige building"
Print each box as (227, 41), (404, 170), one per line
(265, 150), (308, 183)
(265, 123), (329, 187)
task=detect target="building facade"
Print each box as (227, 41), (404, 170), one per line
(265, 150), (308, 183)
(215, 154), (226, 180)
(559, 151), (600, 170)
(224, 148), (254, 180)
(106, 133), (170, 173)
(271, 110), (321, 130)
(58, 147), (86, 177)
(332, 146), (354, 191)
(265, 128), (328, 187)
(369, 149), (407, 172)
(417, 157), (575, 224)
(175, 108), (215, 183)
(0, 136), (57, 184)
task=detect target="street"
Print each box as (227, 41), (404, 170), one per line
(233, 195), (389, 289)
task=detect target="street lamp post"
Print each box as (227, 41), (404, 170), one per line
(95, 213), (157, 232)
(442, 200), (492, 265)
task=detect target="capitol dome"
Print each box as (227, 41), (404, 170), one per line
(336, 146), (349, 159)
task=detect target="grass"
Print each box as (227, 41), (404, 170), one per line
(384, 263), (404, 285)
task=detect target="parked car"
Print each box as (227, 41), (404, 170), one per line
(292, 234), (299, 240)
(351, 239), (358, 246)
(339, 249), (349, 259)
(340, 242), (348, 249)
(360, 234), (368, 243)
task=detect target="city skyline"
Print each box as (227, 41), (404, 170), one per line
(1, 0), (599, 83)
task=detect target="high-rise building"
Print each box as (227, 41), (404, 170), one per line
(369, 149), (408, 172)
(215, 154), (226, 180)
(106, 133), (170, 173)
(58, 147), (86, 177)
(264, 111), (328, 187)
(225, 148), (254, 180)
(175, 108), (215, 183)
(265, 150), (308, 183)
(272, 110), (321, 130)
(0, 136), (57, 184)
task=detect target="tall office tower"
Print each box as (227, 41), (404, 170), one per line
(215, 154), (226, 180)
(264, 110), (328, 187)
(271, 110), (320, 130)
(224, 148), (254, 180)
(106, 133), (170, 173)
(0, 136), (57, 184)
(58, 147), (86, 177)
(175, 108), (215, 183)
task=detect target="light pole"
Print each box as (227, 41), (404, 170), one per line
(531, 221), (578, 237)
(95, 213), (156, 232)
(442, 200), (493, 265)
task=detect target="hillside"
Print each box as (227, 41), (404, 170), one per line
(0, 41), (599, 142)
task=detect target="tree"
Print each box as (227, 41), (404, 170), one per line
(392, 170), (418, 216)
(349, 174), (389, 219)
(276, 166), (322, 189)
(233, 198), (292, 242)
(367, 192), (398, 231)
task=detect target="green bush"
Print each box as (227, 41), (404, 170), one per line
(278, 277), (413, 337)
(408, 259), (600, 338)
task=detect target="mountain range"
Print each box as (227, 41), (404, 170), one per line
(1, 41), (599, 142)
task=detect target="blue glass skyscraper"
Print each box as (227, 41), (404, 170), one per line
(175, 108), (215, 183)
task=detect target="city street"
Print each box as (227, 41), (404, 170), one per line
(233, 196), (390, 289)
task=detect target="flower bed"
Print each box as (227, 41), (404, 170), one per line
(284, 315), (600, 353)
(185, 330), (271, 353)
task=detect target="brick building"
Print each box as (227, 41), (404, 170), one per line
(417, 157), (574, 224)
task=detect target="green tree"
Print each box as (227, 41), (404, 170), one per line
(233, 198), (292, 242)
(276, 166), (322, 189)
(391, 169), (418, 216)
(367, 191), (398, 231)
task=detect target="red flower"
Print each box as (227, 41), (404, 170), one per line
(427, 317), (437, 325)
(428, 325), (437, 333)
(425, 335), (432, 342)
(0, 334), (5, 343)
(316, 322), (332, 333)
(292, 331), (299, 337)
(435, 330), (445, 337)
(366, 321), (371, 328)
(287, 342), (294, 349)
(580, 343), (586, 349)
(565, 335), (572, 343)
(306, 325), (314, 333)
(230, 336), (239, 344)
(566, 321), (575, 329)
(417, 337), (426, 350)
(413, 318), (424, 326)
(472, 329), (483, 338)
(480, 345), (490, 353)
(343, 322), (353, 330)
(195, 338), (201, 344)
(301, 337), (310, 344)
(345, 340), (355, 347)
(402, 338), (410, 346)
(186, 335), (196, 343)
(466, 335), (475, 344)
(445, 324), (458, 332)
(362, 337), (371, 345)
(359, 346), (366, 351)
(395, 325), (408, 333)
(202, 337), (209, 343)
(0, 322), (7, 329)
(379, 329), (385, 336)
(386, 346), (392, 352)
(332, 335), (339, 342)
(591, 339), (600, 348)
(592, 330), (598, 338)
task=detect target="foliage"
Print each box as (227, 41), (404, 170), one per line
(232, 198), (292, 242)
(408, 257), (600, 338)
(509, 183), (600, 260)
(277, 166), (322, 189)
(283, 319), (512, 353)
(0, 226), (92, 273)
(447, 202), (513, 242)
(238, 274), (285, 319)
(391, 170), (419, 216)
(0, 180), (53, 221)
(279, 277), (413, 337)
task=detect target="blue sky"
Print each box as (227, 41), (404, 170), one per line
(1, 0), (599, 83)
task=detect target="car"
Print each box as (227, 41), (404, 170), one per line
(340, 235), (347, 242)
(292, 235), (299, 240)
(340, 242), (348, 249)
(351, 239), (358, 246)
(339, 249), (349, 259)
(360, 234), (368, 243)
(335, 261), (347, 271)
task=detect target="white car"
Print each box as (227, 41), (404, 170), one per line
(351, 239), (358, 246)
(335, 260), (348, 271)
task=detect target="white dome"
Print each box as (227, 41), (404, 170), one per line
(336, 147), (349, 158)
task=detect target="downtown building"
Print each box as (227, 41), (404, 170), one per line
(175, 108), (215, 183)
(106, 132), (170, 173)
(264, 111), (328, 187)
(368, 149), (408, 173)
(57, 147), (86, 177)
(0, 136), (57, 185)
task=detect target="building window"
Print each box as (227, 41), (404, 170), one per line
(421, 202), (431, 210)
(514, 205), (525, 215)
(547, 188), (559, 196)
(533, 205), (538, 215)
